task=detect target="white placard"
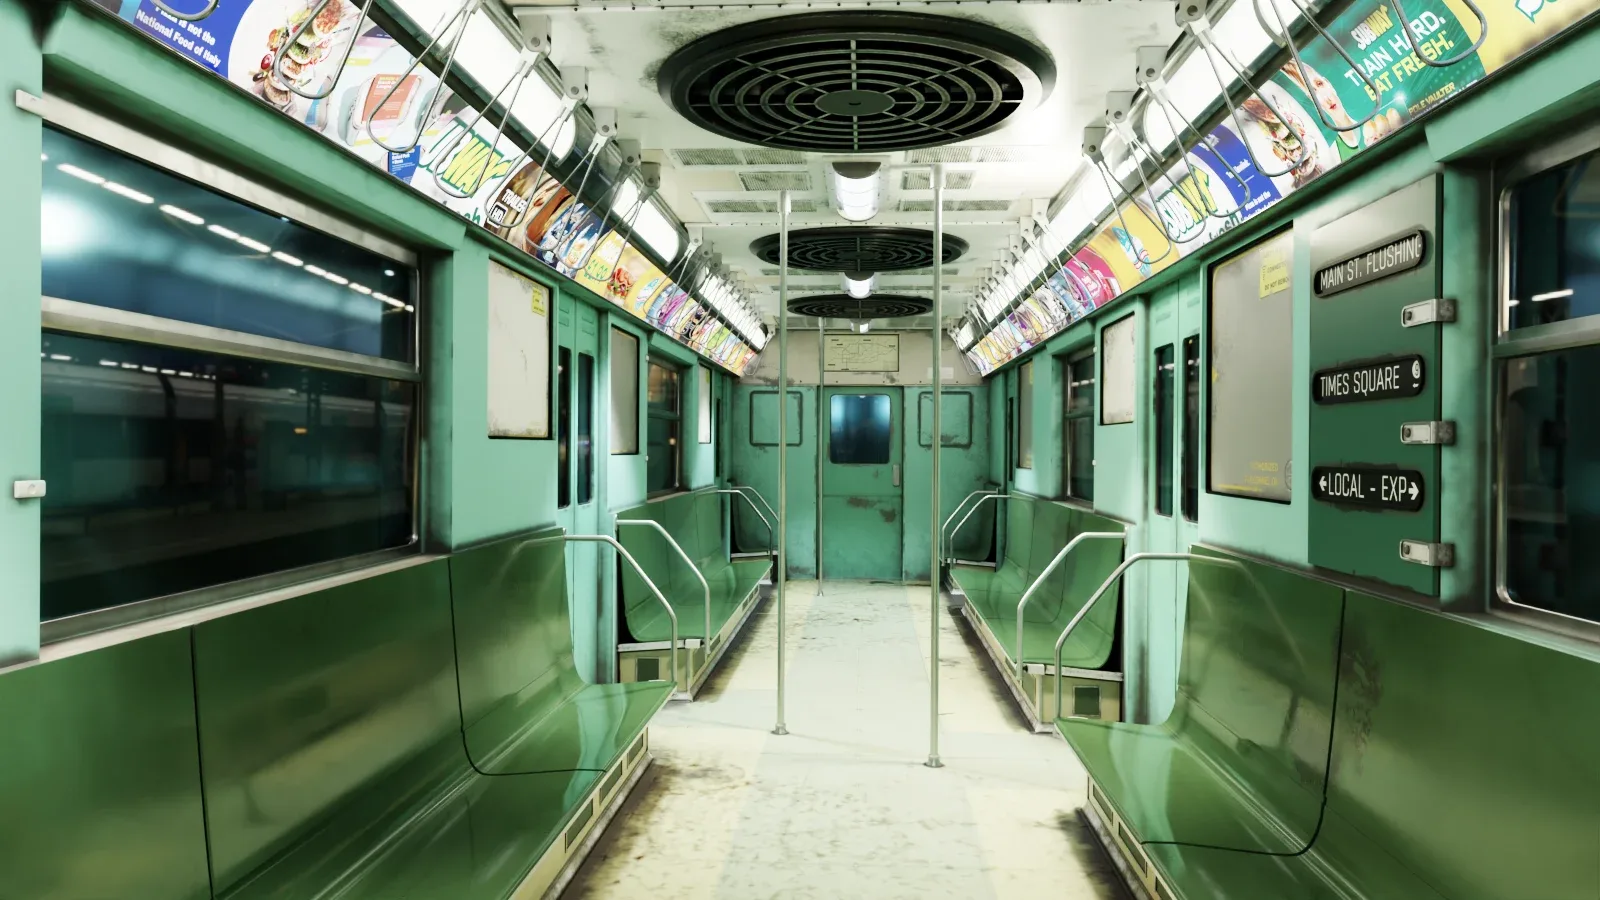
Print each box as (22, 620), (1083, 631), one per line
(1100, 314), (1137, 425)
(825, 334), (900, 372)
(487, 261), (551, 439)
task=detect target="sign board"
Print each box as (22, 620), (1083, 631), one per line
(1312, 465), (1425, 512)
(825, 334), (900, 372)
(486, 262), (551, 439)
(1313, 355), (1425, 404)
(1314, 231), (1427, 296)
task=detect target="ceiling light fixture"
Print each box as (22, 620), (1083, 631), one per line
(843, 271), (876, 299)
(830, 161), (882, 222)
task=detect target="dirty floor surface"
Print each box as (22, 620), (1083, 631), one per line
(564, 581), (1130, 900)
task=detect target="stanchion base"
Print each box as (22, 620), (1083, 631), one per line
(924, 756), (943, 769)
(772, 725), (789, 736)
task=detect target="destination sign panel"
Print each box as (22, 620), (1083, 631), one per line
(1312, 465), (1425, 512)
(1314, 230), (1426, 297)
(1313, 355), (1425, 405)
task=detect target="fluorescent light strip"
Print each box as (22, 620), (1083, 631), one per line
(101, 181), (154, 204)
(161, 204), (205, 225)
(207, 224), (240, 240)
(57, 163), (105, 184)
(236, 236), (272, 254)
(272, 251), (304, 266)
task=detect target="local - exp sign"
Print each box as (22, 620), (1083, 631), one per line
(1312, 465), (1425, 512)
(1313, 355), (1425, 404)
(1314, 231), (1426, 297)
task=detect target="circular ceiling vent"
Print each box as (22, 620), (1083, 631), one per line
(657, 12), (1055, 153)
(788, 294), (934, 320)
(750, 226), (968, 272)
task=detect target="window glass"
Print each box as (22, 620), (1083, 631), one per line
(1155, 344), (1175, 516)
(1182, 336), (1200, 521)
(609, 328), (640, 454)
(39, 331), (416, 621)
(647, 360), (682, 494)
(698, 366), (713, 443)
(558, 346), (571, 509)
(1210, 231), (1293, 502)
(829, 394), (892, 464)
(1016, 361), (1034, 469)
(42, 127), (414, 362)
(1064, 353), (1096, 502)
(578, 352), (595, 503)
(1506, 148), (1600, 330)
(1101, 315), (1137, 425)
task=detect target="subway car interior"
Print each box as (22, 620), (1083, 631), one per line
(4, 0), (1600, 895)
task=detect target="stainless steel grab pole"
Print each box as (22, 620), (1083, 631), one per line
(616, 519), (712, 652)
(1014, 532), (1125, 677)
(529, 533), (681, 692)
(928, 162), (944, 770)
(816, 320), (825, 593)
(775, 190), (790, 737)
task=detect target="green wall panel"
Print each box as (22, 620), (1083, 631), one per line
(903, 387), (992, 580)
(731, 385), (817, 577)
(0, 631), (210, 900)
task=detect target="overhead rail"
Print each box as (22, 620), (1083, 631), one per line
(1014, 532), (1126, 678)
(616, 518), (712, 653)
(529, 533), (681, 690)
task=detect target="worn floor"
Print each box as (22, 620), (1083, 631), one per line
(565, 581), (1129, 900)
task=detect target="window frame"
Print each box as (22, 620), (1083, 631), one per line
(1492, 125), (1600, 639)
(1181, 335), (1201, 522)
(609, 326), (641, 456)
(34, 97), (424, 644)
(1015, 360), (1034, 470)
(827, 392), (895, 466)
(1062, 348), (1097, 504)
(1153, 343), (1175, 518)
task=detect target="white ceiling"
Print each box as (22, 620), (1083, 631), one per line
(506, 1), (1181, 323)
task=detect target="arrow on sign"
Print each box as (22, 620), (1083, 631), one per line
(1319, 475), (1327, 491)
(1408, 482), (1418, 500)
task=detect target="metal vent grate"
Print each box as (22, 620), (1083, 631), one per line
(743, 148), (807, 165)
(907, 147), (976, 164)
(787, 294), (934, 319)
(739, 171), (813, 192)
(658, 12), (1054, 153)
(750, 226), (968, 272)
(672, 148), (744, 166)
(901, 170), (975, 191)
(896, 199), (1014, 213)
(706, 199), (776, 214)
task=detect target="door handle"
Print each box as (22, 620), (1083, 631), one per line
(892, 464), (901, 487)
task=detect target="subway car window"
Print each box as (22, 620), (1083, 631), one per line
(1064, 352), (1095, 503)
(610, 328), (640, 454)
(577, 352), (595, 504)
(1016, 360), (1034, 469)
(558, 347), (572, 510)
(830, 394), (892, 464)
(42, 127), (415, 361)
(1506, 147), (1600, 330)
(647, 360), (682, 494)
(39, 332), (416, 622)
(1181, 335), (1200, 521)
(37, 127), (418, 625)
(1501, 147), (1600, 626)
(1154, 344), (1175, 517)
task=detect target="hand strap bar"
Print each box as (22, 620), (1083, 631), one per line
(1053, 551), (1199, 717)
(714, 488), (775, 555)
(152, 0), (218, 22)
(1016, 532), (1125, 677)
(272, 0), (379, 101)
(617, 519), (711, 651)
(431, 51), (541, 200)
(529, 533), (679, 691)
(1086, 140), (1176, 268)
(1256, 0), (1382, 133)
(1141, 78), (1254, 218)
(1184, 15), (1314, 179)
(1388, 0), (1486, 67)
(365, 0), (480, 155)
(945, 492), (1006, 565)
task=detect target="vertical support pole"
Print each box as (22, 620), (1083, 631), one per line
(774, 189), (790, 736)
(927, 163), (944, 769)
(816, 320), (826, 593)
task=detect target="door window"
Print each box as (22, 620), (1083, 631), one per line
(829, 394), (892, 464)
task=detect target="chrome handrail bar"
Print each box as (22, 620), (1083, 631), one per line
(1015, 532), (1126, 678)
(529, 533), (679, 691)
(945, 492), (1007, 565)
(941, 489), (1000, 560)
(714, 488), (775, 555)
(617, 518), (712, 653)
(731, 484), (779, 527)
(1054, 552), (1207, 717)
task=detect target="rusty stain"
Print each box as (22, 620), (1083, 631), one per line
(879, 507), (897, 524)
(845, 497), (873, 509)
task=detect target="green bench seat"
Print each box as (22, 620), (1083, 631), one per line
(196, 529), (667, 898)
(1140, 591), (1600, 900)
(618, 490), (770, 643)
(951, 495), (1124, 670)
(1059, 547), (1344, 856)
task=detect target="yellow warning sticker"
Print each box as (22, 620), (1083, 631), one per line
(530, 282), (549, 317)
(1260, 252), (1290, 298)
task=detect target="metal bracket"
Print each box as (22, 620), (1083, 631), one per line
(1400, 421), (1456, 445)
(1400, 540), (1455, 567)
(1402, 298), (1457, 327)
(559, 66), (590, 104)
(515, 12), (552, 55)
(590, 107), (618, 139)
(12, 479), (46, 500)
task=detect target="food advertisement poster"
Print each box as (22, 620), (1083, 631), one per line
(96, 0), (759, 376)
(965, 0), (1600, 373)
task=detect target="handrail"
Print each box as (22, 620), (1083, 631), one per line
(529, 533), (679, 691)
(940, 489), (1000, 560)
(1053, 552), (1242, 716)
(715, 488), (775, 556)
(616, 519), (712, 651)
(730, 484), (779, 530)
(945, 492), (1007, 565)
(1015, 532), (1126, 677)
